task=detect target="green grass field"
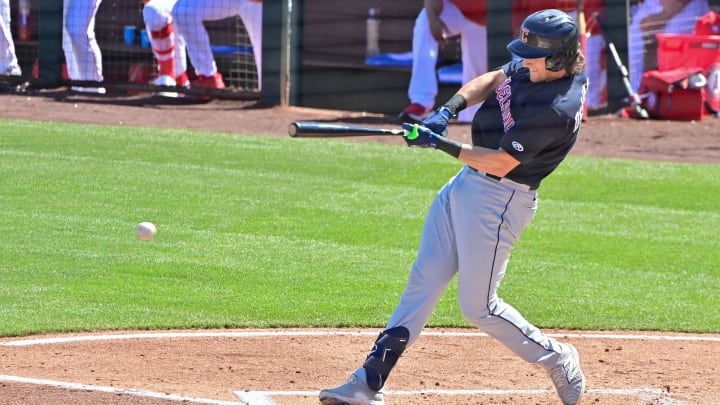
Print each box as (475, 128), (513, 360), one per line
(1, 118), (718, 337)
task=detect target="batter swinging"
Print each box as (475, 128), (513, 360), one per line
(320, 9), (587, 405)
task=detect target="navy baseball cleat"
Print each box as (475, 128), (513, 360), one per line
(319, 368), (384, 405)
(549, 343), (585, 405)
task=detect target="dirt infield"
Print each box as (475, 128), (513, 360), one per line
(1, 89), (719, 404)
(1, 329), (719, 404)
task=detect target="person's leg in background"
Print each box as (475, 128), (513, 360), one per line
(236, 0), (262, 89)
(585, 33), (607, 110)
(173, 0), (248, 90)
(62, 0), (79, 82)
(143, 0), (189, 88)
(456, 21), (486, 123)
(63, 0), (104, 90)
(401, 7), (441, 122)
(402, 0), (486, 124)
(174, 29), (188, 86)
(432, 1), (485, 123)
(0, 0), (21, 76)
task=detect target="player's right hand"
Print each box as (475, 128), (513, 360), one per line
(422, 106), (452, 136)
(402, 123), (439, 148)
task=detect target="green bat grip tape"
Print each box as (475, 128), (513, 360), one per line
(406, 124), (419, 140)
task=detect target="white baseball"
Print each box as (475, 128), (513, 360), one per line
(136, 222), (157, 241)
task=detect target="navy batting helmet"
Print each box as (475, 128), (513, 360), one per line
(507, 9), (580, 72)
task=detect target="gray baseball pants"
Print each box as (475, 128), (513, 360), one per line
(386, 165), (564, 370)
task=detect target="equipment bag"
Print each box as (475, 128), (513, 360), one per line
(639, 68), (706, 121)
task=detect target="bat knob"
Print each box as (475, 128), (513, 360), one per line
(402, 123), (420, 139)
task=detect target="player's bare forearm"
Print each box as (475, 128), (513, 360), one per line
(401, 124), (518, 176)
(457, 70), (509, 108)
(458, 146), (520, 177)
(430, 69), (519, 176)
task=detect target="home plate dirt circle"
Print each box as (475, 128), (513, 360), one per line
(1, 329), (719, 404)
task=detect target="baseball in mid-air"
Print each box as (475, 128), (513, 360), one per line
(136, 222), (157, 241)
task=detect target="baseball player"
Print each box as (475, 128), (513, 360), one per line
(172, 0), (262, 90)
(0, 0), (21, 76)
(62, 0), (104, 93)
(142, 0), (189, 89)
(400, 0), (488, 124)
(320, 9), (587, 405)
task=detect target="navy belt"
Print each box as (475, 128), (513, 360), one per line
(468, 166), (502, 180)
(468, 166), (536, 190)
(484, 172), (502, 181)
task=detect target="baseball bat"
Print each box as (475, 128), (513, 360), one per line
(288, 121), (404, 137)
(592, 12), (650, 119)
(577, 0), (588, 119)
(576, 0), (586, 36)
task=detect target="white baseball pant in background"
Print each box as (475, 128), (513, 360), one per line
(0, 0), (19, 74)
(62, 0), (103, 82)
(409, 0), (487, 123)
(172, 0), (262, 84)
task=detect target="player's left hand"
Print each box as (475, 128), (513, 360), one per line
(422, 106), (452, 136)
(402, 123), (439, 148)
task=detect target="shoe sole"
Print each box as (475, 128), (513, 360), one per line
(319, 392), (383, 405)
(319, 394), (350, 404)
(71, 87), (106, 94)
(153, 91), (181, 98)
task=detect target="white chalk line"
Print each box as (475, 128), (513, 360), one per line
(0, 374), (681, 405)
(0, 329), (706, 404)
(234, 388), (684, 405)
(0, 374), (244, 404)
(2, 329), (719, 347)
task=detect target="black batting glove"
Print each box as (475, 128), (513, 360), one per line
(402, 123), (439, 148)
(422, 106), (452, 136)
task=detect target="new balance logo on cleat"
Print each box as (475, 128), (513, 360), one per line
(548, 343), (586, 405)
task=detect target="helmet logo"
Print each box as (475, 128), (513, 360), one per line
(519, 30), (563, 51)
(521, 28), (529, 43)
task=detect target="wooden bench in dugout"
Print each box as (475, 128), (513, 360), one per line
(299, 0), (462, 115)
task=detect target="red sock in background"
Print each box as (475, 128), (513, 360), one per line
(149, 24), (176, 78)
